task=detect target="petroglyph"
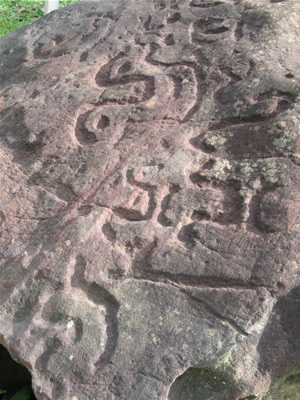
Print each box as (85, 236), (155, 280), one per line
(1, 1), (300, 399)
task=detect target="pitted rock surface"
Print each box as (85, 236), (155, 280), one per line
(0, 0), (300, 399)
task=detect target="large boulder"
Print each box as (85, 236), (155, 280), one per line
(0, 0), (299, 399)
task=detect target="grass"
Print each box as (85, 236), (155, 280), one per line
(0, 0), (81, 38)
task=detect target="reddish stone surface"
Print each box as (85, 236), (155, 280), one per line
(0, 1), (299, 399)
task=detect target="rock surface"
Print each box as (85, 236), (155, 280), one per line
(0, 0), (300, 399)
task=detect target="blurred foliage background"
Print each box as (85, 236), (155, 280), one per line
(0, 0), (81, 38)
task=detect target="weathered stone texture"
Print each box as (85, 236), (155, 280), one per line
(0, 0), (299, 399)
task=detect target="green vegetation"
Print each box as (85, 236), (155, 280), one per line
(0, 0), (81, 38)
(0, 386), (33, 400)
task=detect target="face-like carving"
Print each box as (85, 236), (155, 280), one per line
(0, 1), (299, 399)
